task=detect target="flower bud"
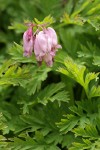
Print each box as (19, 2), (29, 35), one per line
(23, 28), (34, 57)
(34, 27), (62, 66)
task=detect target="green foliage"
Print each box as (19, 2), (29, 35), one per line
(0, 60), (31, 86)
(61, 0), (100, 31)
(9, 42), (36, 63)
(58, 57), (100, 99)
(36, 82), (69, 105)
(0, 0), (100, 150)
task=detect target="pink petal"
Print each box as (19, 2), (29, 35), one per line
(23, 28), (34, 57)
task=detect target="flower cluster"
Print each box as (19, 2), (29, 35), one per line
(23, 25), (62, 67)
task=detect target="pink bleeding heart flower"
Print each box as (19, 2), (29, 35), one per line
(23, 27), (34, 57)
(34, 27), (62, 67)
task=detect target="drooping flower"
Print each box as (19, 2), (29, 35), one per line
(34, 27), (62, 66)
(23, 27), (34, 57)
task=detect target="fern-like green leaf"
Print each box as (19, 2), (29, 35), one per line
(37, 82), (69, 105)
(58, 57), (100, 99)
(9, 42), (36, 63)
(0, 62), (30, 87)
